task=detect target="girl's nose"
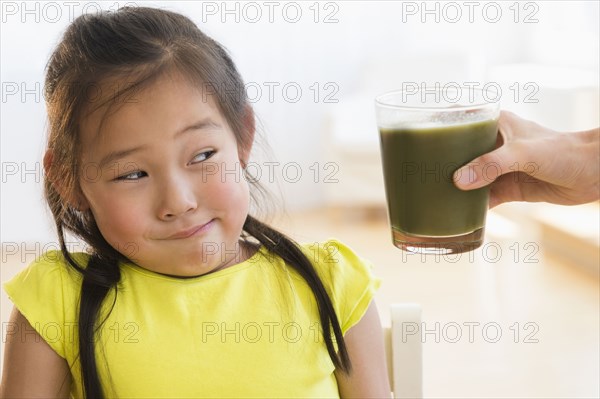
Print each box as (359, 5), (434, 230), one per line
(157, 174), (198, 220)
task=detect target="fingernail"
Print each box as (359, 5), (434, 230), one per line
(454, 166), (478, 188)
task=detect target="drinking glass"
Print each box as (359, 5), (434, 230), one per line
(375, 86), (500, 254)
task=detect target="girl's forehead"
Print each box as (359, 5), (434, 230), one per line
(79, 72), (225, 146)
(99, 71), (219, 110)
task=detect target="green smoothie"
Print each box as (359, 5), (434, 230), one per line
(379, 118), (498, 237)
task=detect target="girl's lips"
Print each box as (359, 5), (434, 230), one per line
(166, 219), (214, 239)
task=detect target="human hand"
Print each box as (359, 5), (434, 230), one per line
(453, 111), (600, 208)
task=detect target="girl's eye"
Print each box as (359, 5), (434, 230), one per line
(113, 151), (215, 182)
(115, 171), (147, 181)
(191, 150), (216, 164)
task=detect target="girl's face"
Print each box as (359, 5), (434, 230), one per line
(77, 72), (252, 277)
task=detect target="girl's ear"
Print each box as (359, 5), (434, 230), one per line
(238, 105), (255, 167)
(43, 150), (90, 211)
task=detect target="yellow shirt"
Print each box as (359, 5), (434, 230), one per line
(3, 239), (381, 398)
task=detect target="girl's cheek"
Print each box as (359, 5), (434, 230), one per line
(91, 190), (147, 235)
(207, 173), (249, 204)
(113, 205), (144, 228)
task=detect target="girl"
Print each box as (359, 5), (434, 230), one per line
(0, 6), (390, 398)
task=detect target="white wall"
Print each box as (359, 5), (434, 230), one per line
(1, 0), (599, 244)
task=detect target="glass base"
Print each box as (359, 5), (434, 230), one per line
(392, 227), (484, 255)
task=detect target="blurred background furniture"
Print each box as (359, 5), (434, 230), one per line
(385, 303), (423, 399)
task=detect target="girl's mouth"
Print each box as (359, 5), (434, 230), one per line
(165, 219), (215, 240)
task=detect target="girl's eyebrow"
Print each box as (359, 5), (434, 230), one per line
(97, 119), (221, 169)
(174, 119), (221, 138)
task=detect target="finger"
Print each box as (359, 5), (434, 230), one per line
(454, 133), (570, 191)
(487, 172), (580, 207)
(454, 111), (571, 191)
(453, 142), (519, 190)
(487, 173), (528, 208)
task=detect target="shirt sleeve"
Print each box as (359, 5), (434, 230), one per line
(306, 239), (382, 335)
(2, 250), (83, 359)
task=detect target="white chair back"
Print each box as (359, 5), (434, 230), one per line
(383, 303), (423, 399)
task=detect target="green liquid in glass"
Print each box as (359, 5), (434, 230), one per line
(379, 118), (498, 237)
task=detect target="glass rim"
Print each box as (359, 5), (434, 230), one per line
(375, 86), (501, 112)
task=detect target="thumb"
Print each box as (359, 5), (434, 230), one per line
(453, 144), (518, 190)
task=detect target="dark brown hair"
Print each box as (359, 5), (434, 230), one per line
(43, 6), (351, 397)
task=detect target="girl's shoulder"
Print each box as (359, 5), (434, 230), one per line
(298, 238), (372, 269)
(4, 249), (88, 301)
(2, 250), (88, 359)
(7, 249), (88, 285)
(297, 238), (382, 334)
